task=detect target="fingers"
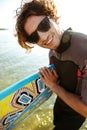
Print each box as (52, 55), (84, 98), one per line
(39, 67), (58, 79)
(39, 67), (50, 78)
(38, 67), (59, 87)
(51, 69), (58, 78)
(39, 67), (47, 82)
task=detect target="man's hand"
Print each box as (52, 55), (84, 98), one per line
(39, 67), (58, 89)
(39, 67), (87, 118)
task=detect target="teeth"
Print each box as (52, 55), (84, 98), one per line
(47, 37), (53, 45)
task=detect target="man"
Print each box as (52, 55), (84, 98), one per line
(15, 0), (87, 129)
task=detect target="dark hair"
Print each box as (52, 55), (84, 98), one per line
(15, 0), (58, 51)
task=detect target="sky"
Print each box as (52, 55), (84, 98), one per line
(0, 0), (21, 28)
(55, 0), (87, 33)
(0, 0), (87, 33)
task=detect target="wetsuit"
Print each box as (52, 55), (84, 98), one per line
(49, 28), (87, 130)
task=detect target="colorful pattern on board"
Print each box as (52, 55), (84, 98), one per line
(0, 78), (49, 130)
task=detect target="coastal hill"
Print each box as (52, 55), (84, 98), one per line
(0, 28), (8, 30)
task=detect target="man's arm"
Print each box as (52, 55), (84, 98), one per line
(39, 67), (87, 117)
(52, 84), (87, 117)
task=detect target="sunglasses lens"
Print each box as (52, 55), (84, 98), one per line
(38, 17), (50, 32)
(27, 31), (39, 43)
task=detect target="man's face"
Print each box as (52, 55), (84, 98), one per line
(24, 15), (61, 50)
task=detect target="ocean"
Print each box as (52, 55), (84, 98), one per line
(0, 30), (50, 90)
(0, 30), (87, 130)
(0, 29), (55, 130)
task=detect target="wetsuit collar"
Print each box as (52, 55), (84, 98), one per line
(56, 28), (73, 53)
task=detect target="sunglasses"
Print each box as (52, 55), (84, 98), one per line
(26, 17), (51, 44)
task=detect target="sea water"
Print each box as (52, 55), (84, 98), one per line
(0, 29), (55, 130)
(0, 30), (87, 130)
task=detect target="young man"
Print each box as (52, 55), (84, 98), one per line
(15, 0), (87, 129)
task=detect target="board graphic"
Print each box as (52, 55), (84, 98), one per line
(0, 64), (54, 130)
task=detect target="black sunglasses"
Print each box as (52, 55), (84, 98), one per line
(26, 17), (51, 44)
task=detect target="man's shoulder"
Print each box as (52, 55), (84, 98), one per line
(49, 50), (55, 58)
(49, 50), (60, 59)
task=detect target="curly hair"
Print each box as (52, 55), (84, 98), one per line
(15, 0), (58, 51)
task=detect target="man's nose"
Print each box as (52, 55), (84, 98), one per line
(37, 31), (48, 41)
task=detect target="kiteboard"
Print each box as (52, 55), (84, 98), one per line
(0, 64), (54, 130)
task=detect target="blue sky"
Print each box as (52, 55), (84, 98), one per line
(0, 0), (21, 28)
(0, 0), (11, 9)
(0, 0), (87, 33)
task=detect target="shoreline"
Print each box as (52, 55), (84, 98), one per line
(0, 28), (8, 30)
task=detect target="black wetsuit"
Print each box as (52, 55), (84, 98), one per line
(49, 28), (87, 130)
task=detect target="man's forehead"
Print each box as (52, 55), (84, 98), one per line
(28, 15), (45, 23)
(24, 15), (46, 35)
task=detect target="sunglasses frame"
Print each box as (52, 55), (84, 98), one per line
(26, 16), (51, 44)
